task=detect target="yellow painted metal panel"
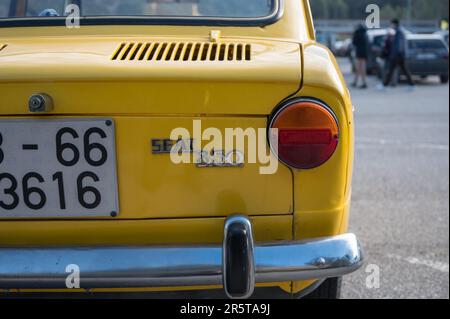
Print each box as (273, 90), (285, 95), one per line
(0, 81), (299, 116)
(289, 43), (354, 294)
(0, 116), (293, 220)
(0, 215), (293, 246)
(0, 39), (301, 84)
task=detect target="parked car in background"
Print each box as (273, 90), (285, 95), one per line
(406, 34), (449, 83)
(350, 28), (390, 77)
(366, 29), (388, 76)
(364, 28), (415, 79)
(334, 38), (353, 57)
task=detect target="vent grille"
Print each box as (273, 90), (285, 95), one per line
(111, 42), (252, 62)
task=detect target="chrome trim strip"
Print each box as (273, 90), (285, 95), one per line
(0, 234), (363, 292)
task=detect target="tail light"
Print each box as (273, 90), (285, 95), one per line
(269, 98), (339, 169)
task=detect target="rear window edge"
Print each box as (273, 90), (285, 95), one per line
(0, 0), (284, 28)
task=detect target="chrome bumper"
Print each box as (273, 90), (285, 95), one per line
(0, 216), (364, 298)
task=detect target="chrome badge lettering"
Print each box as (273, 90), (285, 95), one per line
(151, 138), (244, 168)
(196, 149), (244, 168)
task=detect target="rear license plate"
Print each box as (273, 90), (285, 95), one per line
(416, 53), (437, 60)
(0, 119), (119, 218)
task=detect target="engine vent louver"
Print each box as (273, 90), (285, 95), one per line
(111, 42), (252, 62)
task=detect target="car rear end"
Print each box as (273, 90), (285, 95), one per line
(0, 0), (362, 298)
(406, 35), (449, 83)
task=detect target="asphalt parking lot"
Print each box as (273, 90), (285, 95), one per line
(337, 58), (450, 299)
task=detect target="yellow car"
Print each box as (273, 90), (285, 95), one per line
(0, 0), (363, 299)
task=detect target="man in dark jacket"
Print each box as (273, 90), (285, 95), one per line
(352, 24), (370, 89)
(381, 27), (399, 86)
(379, 19), (415, 90)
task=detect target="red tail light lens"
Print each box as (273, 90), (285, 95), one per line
(269, 99), (339, 169)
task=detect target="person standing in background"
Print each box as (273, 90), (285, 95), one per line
(378, 19), (415, 91)
(352, 24), (370, 89)
(381, 27), (398, 87)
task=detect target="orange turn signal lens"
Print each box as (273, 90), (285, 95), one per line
(269, 99), (339, 169)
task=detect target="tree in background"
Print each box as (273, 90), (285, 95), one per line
(312, 0), (348, 19)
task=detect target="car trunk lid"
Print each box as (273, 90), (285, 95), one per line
(0, 36), (300, 219)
